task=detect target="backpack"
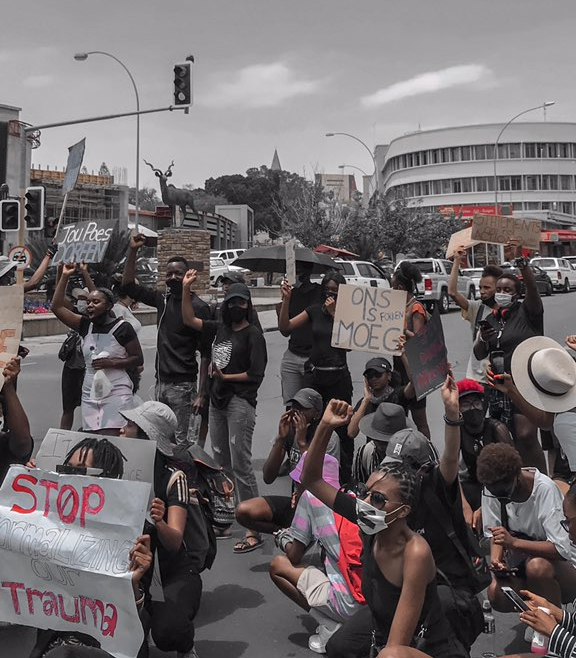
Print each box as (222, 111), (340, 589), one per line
(335, 512), (365, 605)
(58, 330), (85, 370)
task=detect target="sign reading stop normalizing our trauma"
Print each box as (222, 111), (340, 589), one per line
(331, 285), (407, 355)
(471, 214), (542, 250)
(0, 465), (150, 658)
(51, 220), (117, 265)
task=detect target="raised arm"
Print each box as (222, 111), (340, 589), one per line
(278, 282), (310, 335)
(181, 269), (204, 332)
(51, 262), (82, 331)
(439, 375), (461, 485)
(1, 358), (33, 460)
(79, 261), (96, 292)
(122, 233), (146, 286)
(448, 249), (469, 311)
(263, 412), (293, 484)
(23, 245), (56, 293)
(520, 259), (543, 317)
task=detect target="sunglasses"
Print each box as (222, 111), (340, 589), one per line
(365, 369), (390, 380)
(353, 482), (403, 511)
(483, 478), (517, 501)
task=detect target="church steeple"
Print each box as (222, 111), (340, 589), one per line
(271, 149), (282, 171)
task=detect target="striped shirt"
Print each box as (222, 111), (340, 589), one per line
(549, 609), (576, 658)
(289, 491), (361, 620)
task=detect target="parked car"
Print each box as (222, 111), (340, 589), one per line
(396, 258), (475, 314)
(334, 259), (391, 288)
(565, 256), (576, 269)
(209, 257), (250, 288)
(500, 264), (553, 297)
(210, 248), (246, 266)
(461, 268), (483, 299)
(530, 257), (576, 292)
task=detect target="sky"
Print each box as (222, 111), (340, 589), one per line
(3, 0), (576, 194)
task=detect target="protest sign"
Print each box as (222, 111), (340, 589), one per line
(62, 138), (86, 196)
(36, 429), (157, 485)
(51, 220), (117, 265)
(0, 285), (23, 390)
(285, 239), (297, 285)
(331, 284), (407, 355)
(445, 227), (480, 258)
(471, 214), (541, 250)
(0, 465), (150, 658)
(404, 309), (449, 400)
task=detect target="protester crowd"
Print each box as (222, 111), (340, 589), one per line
(1, 234), (576, 658)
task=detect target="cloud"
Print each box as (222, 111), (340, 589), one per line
(361, 64), (494, 108)
(202, 62), (321, 109)
(23, 75), (55, 89)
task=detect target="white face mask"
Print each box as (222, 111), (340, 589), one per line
(355, 498), (405, 535)
(76, 300), (88, 313)
(494, 292), (515, 308)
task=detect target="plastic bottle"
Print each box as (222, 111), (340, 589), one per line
(482, 599), (496, 658)
(531, 607), (550, 655)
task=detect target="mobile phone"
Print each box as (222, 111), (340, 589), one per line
(490, 350), (506, 375)
(501, 586), (529, 612)
(489, 566), (519, 579)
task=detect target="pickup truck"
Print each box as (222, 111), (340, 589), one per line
(396, 258), (475, 313)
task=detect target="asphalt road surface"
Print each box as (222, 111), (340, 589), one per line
(1, 293), (575, 657)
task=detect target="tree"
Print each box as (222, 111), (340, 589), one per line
(128, 187), (160, 211)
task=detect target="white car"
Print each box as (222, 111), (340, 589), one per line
(209, 258), (250, 287)
(329, 260), (391, 288)
(210, 248), (246, 266)
(461, 268), (483, 299)
(530, 257), (576, 292)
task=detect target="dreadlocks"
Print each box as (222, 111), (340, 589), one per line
(64, 437), (126, 479)
(376, 461), (421, 509)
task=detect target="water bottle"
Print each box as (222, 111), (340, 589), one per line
(482, 599), (496, 658)
(531, 607), (550, 655)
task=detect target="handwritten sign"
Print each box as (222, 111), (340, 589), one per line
(445, 227), (480, 259)
(0, 285), (23, 390)
(51, 220), (117, 265)
(331, 285), (407, 355)
(62, 138), (86, 197)
(285, 239), (297, 286)
(404, 309), (449, 400)
(0, 465), (150, 658)
(36, 429), (157, 486)
(471, 214), (541, 250)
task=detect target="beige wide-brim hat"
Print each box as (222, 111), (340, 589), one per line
(511, 336), (576, 413)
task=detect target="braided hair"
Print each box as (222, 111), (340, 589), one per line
(375, 461), (421, 509)
(95, 287), (115, 308)
(64, 438), (126, 479)
(394, 261), (423, 294)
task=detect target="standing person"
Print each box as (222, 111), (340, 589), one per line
(448, 251), (502, 381)
(122, 233), (211, 445)
(277, 262), (322, 404)
(51, 262), (143, 434)
(112, 283), (143, 334)
(181, 270), (268, 553)
(211, 271), (263, 331)
(278, 271), (354, 482)
(473, 242), (546, 471)
(391, 261), (431, 438)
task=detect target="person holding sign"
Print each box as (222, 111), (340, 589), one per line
(51, 262), (143, 434)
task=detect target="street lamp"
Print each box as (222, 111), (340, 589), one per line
(74, 51), (141, 230)
(493, 101), (555, 213)
(338, 163), (368, 176)
(326, 132), (379, 195)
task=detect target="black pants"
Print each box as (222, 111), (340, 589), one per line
(151, 565), (202, 653)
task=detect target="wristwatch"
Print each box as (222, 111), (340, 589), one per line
(513, 256), (529, 269)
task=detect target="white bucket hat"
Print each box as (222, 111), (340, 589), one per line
(511, 336), (576, 413)
(120, 401), (177, 456)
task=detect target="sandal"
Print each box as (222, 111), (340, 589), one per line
(233, 535), (264, 554)
(213, 527), (233, 540)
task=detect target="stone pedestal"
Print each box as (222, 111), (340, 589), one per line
(157, 228), (211, 292)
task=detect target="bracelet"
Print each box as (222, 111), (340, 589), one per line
(134, 587), (145, 606)
(444, 413), (464, 426)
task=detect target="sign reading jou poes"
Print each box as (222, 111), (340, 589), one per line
(51, 220), (117, 265)
(0, 285), (24, 390)
(331, 285), (407, 355)
(404, 308), (450, 400)
(471, 214), (542, 250)
(0, 465), (150, 658)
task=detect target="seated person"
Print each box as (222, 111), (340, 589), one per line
(478, 443), (576, 611)
(0, 357), (33, 485)
(236, 388), (339, 538)
(269, 452), (364, 654)
(351, 403), (414, 483)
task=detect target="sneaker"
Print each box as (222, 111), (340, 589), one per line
(177, 648), (199, 658)
(308, 623), (342, 654)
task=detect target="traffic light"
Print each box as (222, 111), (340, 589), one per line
(24, 186), (45, 230)
(173, 61), (192, 107)
(0, 200), (20, 231)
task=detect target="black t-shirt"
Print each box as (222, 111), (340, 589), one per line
(78, 316), (137, 345)
(122, 283), (211, 383)
(305, 304), (347, 368)
(203, 320), (268, 409)
(0, 431), (33, 484)
(288, 282), (322, 357)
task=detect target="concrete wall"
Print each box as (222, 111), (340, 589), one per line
(156, 228), (211, 292)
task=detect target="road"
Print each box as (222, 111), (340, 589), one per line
(1, 293), (575, 657)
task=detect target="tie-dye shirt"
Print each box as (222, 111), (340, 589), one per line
(289, 491), (362, 620)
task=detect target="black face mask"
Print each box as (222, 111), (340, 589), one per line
(482, 294), (496, 308)
(462, 409), (485, 434)
(323, 291), (337, 303)
(166, 279), (183, 294)
(228, 306), (247, 323)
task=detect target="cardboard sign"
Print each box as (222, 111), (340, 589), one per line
(445, 227), (480, 258)
(285, 239), (297, 285)
(0, 285), (24, 390)
(404, 309), (449, 400)
(51, 220), (117, 265)
(0, 465), (150, 658)
(36, 429), (157, 485)
(62, 138), (86, 196)
(471, 214), (541, 250)
(331, 285), (407, 355)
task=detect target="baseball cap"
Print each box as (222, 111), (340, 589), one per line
(222, 271), (246, 284)
(456, 379), (484, 399)
(358, 403), (414, 443)
(287, 388), (323, 414)
(224, 282), (251, 302)
(290, 451), (340, 489)
(0, 255), (17, 279)
(120, 401), (177, 456)
(382, 428), (439, 467)
(363, 357), (392, 376)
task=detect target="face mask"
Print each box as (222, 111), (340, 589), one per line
(228, 306), (247, 323)
(355, 497), (405, 535)
(462, 409), (485, 434)
(323, 291), (337, 303)
(494, 293), (515, 308)
(166, 279), (183, 294)
(76, 300), (88, 314)
(483, 294), (496, 308)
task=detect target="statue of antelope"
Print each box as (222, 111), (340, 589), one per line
(144, 160), (196, 225)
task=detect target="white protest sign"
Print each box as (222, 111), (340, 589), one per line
(0, 285), (23, 390)
(331, 284), (407, 355)
(445, 227), (480, 259)
(285, 239), (297, 285)
(51, 220), (117, 265)
(0, 465), (150, 658)
(36, 429), (157, 485)
(471, 214), (542, 250)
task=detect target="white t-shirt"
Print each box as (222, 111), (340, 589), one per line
(553, 409), (576, 471)
(113, 303), (142, 335)
(482, 468), (574, 565)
